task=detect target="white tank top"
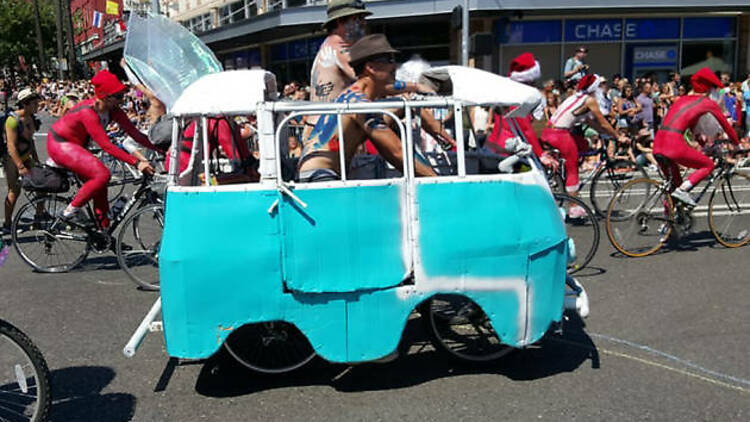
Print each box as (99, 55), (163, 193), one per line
(549, 93), (590, 129)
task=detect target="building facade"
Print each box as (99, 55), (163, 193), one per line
(79, 0), (750, 85)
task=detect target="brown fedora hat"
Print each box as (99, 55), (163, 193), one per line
(323, 0), (372, 29)
(349, 34), (399, 67)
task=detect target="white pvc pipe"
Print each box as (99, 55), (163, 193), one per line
(123, 297), (162, 358)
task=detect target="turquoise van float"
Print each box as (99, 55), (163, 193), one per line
(124, 66), (589, 372)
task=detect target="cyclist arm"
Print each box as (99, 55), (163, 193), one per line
(585, 96), (621, 140)
(419, 108), (456, 148)
(704, 100), (740, 145)
(112, 107), (159, 151)
(4, 117), (27, 173)
(357, 115), (436, 177)
(83, 111), (139, 166)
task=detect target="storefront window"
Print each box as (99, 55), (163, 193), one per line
(501, 45), (561, 84)
(681, 41), (735, 78)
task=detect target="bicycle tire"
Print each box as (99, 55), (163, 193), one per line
(419, 295), (513, 363)
(99, 152), (127, 203)
(223, 322), (316, 374)
(12, 195), (91, 273)
(116, 204), (164, 291)
(553, 193), (600, 273)
(606, 178), (673, 257)
(708, 171), (750, 248)
(589, 159), (648, 218)
(0, 319), (51, 422)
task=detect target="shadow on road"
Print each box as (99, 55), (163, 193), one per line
(194, 312), (597, 398)
(608, 230), (720, 258)
(50, 366), (135, 422)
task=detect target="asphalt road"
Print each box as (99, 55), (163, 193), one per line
(0, 114), (748, 421)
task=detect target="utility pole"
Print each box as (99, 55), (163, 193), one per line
(461, 0), (469, 66)
(63, 0), (77, 79)
(32, 0), (46, 74)
(53, 0), (65, 79)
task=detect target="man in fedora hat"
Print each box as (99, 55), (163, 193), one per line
(310, 0), (372, 104)
(299, 34), (436, 182)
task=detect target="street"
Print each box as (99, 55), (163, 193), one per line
(0, 116), (749, 421)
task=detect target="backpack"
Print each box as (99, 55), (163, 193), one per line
(21, 166), (70, 193)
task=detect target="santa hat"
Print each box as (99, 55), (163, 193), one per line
(91, 70), (126, 99)
(691, 67), (722, 93)
(577, 74), (602, 94)
(508, 52), (541, 83)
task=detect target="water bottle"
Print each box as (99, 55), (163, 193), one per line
(111, 197), (128, 219)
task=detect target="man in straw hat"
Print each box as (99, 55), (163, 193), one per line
(299, 34), (436, 182)
(310, 0), (372, 104)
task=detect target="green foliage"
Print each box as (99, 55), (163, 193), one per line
(0, 0), (57, 70)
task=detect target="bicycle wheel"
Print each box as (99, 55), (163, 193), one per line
(0, 319), (51, 422)
(223, 322), (316, 374)
(708, 171), (750, 248)
(589, 159), (648, 217)
(606, 178), (673, 257)
(116, 204), (164, 291)
(12, 196), (90, 273)
(419, 295), (513, 363)
(99, 153), (127, 203)
(554, 193), (600, 273)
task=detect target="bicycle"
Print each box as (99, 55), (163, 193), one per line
(543, 141), (648, 217)
(0, 319), (51, 422)
(11, 170), (165, 289)
(554, 192), (600, 274)
(605, 148), (750, 257)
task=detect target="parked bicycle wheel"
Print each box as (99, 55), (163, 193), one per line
(223, 322), (316, 374)
(420, 295), (513, 363)
(606, 178), (674, 257)
(554, 193), (599, 273)
(708, 172), (750, 248)
(12, 195), (90, 273)
(0, 319), (51, 422)
(116, 204), (164, 291)
(589, 159), (647, 217)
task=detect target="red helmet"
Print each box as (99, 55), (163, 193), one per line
(91, 70), (126, 99)
(690, 67), (722, 94)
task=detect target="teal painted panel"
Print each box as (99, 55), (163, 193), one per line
(280, 184), (406, 293)
(526, 242), (567, 342)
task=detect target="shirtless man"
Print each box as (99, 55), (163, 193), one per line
(299, 34), (436, 182)
(310, 0), (371, 104)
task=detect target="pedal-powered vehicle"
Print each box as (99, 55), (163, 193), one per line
(124, 67), (589, 372)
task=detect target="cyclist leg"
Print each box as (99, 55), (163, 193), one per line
(48, 137), (112, 226)
(542, 128), (580, 193)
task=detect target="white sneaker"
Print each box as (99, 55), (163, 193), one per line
(671, 189), (696, 207)
(568, 205), (588, 219)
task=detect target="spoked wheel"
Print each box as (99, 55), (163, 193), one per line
(590, 159), (648, 217)
(0, 320), (51, 422)
(12, 195), (90, 272)
(553, 193), (600, 273)
(420, 295), (513, 363)
(116, 204), (164, 291)
(100, 152), (128, 203)
(606, 178), (674, 257)
(708, 172), (750, 248)
(223, 322), (316, 374)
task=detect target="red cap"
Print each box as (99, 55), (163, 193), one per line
(91, 70), (126, 99)
(577, 74), (599, 92)
(691, 67), (722, 93)
(508, 52), (541, 83)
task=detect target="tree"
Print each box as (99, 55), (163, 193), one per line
(0, 0), (57, 74)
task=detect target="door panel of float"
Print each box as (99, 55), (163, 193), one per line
(278, 181), (408, 293)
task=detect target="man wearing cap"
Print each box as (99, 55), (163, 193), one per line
(2, 88), (41, 234)
(564, 47), (589, 87)
(47, 70), (158, 228)
(653, 67), (739, 207)
(300, 34), (436, 182)
(310, 0), (371, 104)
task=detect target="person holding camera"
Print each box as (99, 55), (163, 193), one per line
(564, 46), (589, 87)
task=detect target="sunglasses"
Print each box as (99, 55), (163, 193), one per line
(370, 55), (396, 64)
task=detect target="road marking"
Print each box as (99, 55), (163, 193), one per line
(548, 334), (750, 395)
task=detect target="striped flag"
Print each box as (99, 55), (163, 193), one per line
(93, 11), (103, 28)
